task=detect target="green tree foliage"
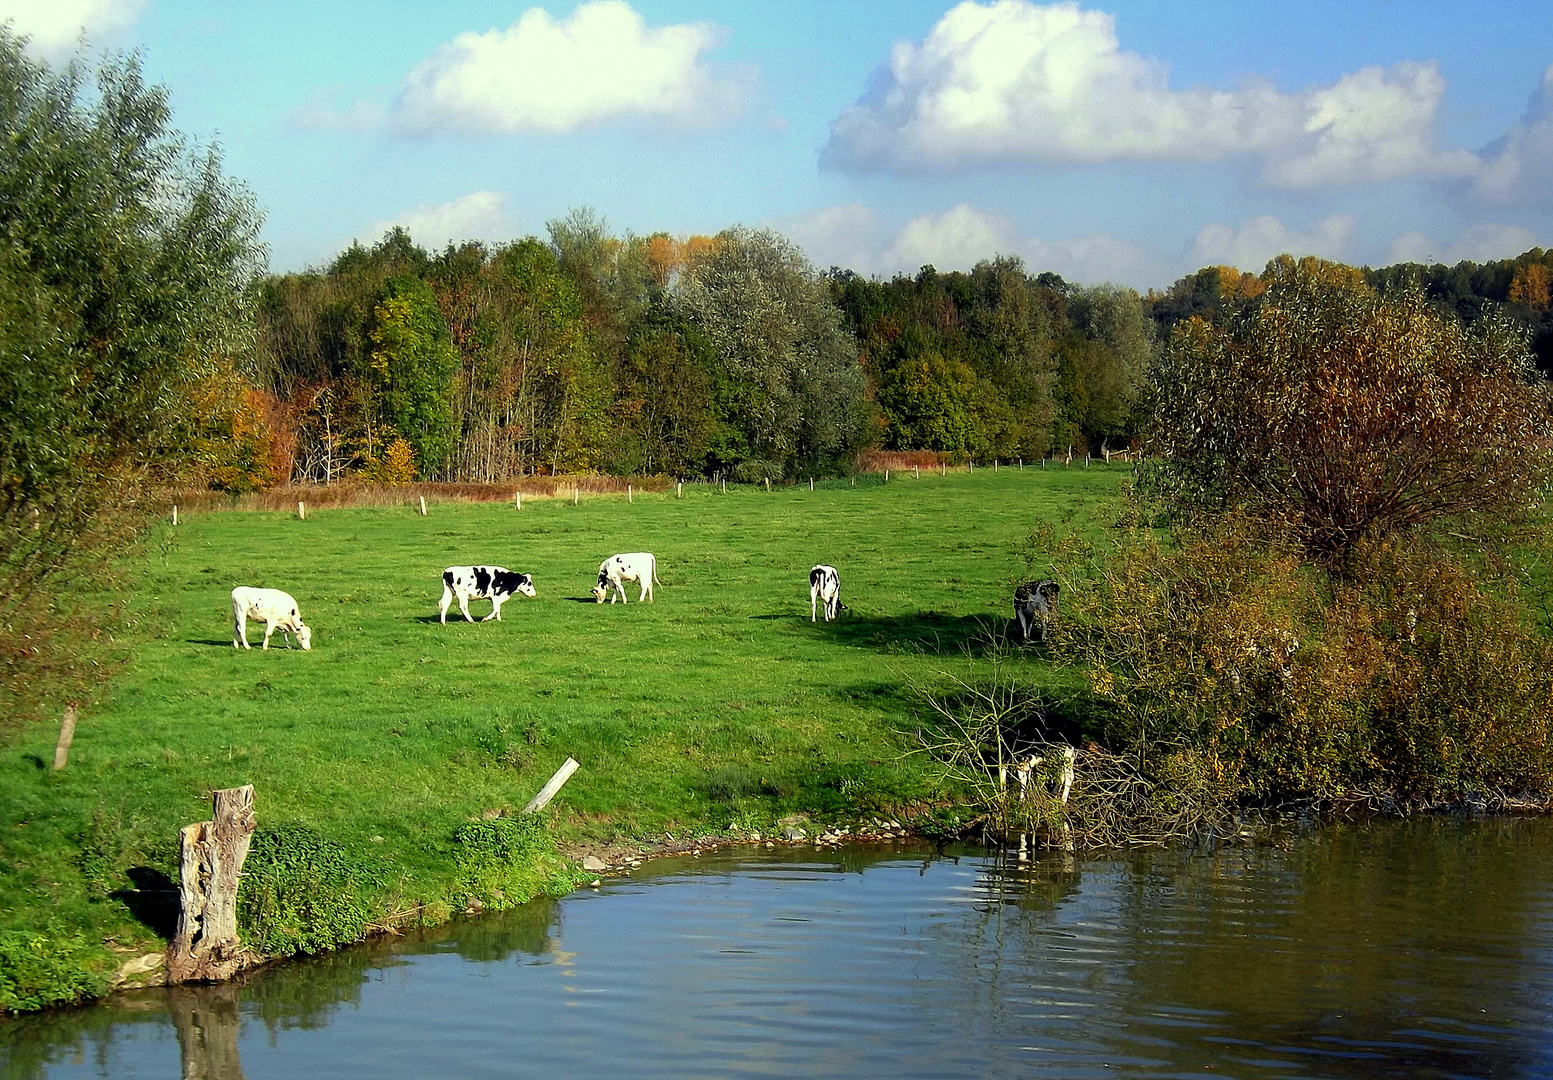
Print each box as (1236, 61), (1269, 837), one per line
(1148, 256), (1553, 569)
(674, 227), (868, 478)
(367, 277), (458, 473)
(0, 34), (263, 723)
(830, 261), (1152, 459)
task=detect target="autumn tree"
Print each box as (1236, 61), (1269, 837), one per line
(1147, 256), (1553, 569)
(367, 277), (458, 474)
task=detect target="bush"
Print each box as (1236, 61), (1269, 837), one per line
(449, 814), (556, 910)
(0, 929), (112, 1014)
(1052, 520), (1553, 805)
(239, 826), (384, 957)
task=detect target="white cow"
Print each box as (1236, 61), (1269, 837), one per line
(231, 587), (313, 651)
(810, 564), (841, 622)
(592, 553), (660, 603)
(439, 565), (537, 623)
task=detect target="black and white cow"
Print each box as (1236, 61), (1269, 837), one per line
(592, 552), (660, 603)
(439, 565), (536, 623)
(1013, 579), (1060, 643)
(810, 564), (842, 622)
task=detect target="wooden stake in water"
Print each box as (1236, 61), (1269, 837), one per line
(297, 501), (305, 521)
(524, 757), (580, 813)
(419, 495), (427, 516)
(53, 704), (78, 771)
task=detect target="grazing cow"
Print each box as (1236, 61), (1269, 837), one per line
(231, 587), (313, 651)
(810, 564), (842, 622)
(592, 553), (660, 603)
(439, 565), (536, 623)
(1013, 579), (1060, 643)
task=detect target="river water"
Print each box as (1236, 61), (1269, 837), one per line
(4, 816), (1553, 1079)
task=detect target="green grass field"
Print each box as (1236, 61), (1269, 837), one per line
(1, 466), (1124, 997)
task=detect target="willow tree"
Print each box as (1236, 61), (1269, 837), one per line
(0, 34), (264, 724)
(1147, 256), (1553, 570)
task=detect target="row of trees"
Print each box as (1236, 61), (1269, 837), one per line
(253, 219), (870, 487)
(248, 223), (1162, 489)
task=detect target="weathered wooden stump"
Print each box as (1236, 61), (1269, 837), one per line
(168, 786), (256, 983)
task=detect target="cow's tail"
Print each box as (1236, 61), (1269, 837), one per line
(653, 555), (661, 586)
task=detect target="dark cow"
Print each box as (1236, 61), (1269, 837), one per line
(1013, 579), (1060, 643)
(439, 565), (536, 623)
(810, 564), (842, 622)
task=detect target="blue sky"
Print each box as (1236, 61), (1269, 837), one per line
(7, 0), (1553, 288)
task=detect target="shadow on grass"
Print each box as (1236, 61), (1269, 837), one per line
(188, 639), (237, 647)
(110, 867), (180, 940)
(809, 611), (1016, 657)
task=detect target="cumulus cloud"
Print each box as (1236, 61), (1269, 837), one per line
(0, 0), (146, 61)
(1469, 65), (1553, 206)
(1192, 214), (1357, 272)
(1386, 223), (1541, 266)
(363, 191), (515, 250)
(823, 0), (1475, 187)
(395, 0), (739, 135)
(782, 202), (1151, 286)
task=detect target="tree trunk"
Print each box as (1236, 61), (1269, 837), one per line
(168, 786), (256, 983)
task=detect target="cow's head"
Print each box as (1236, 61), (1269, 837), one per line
(591, 584), (608, 603)
(294, 623), (313, 651)
(517, 575), (537, 598)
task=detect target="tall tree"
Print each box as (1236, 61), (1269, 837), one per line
(0, 33), (264, 723)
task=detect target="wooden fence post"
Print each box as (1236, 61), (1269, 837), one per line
(419, 495), (428, 516)
(515, 492), (522, 510)
(677, 482), (683, 498)
(574, 487), (579, 506)
(524, 758), (580, 813)
(297, 501), (305, 520)
(628, 484), (633, 504)
(52, 704), (78, 771)
(171, 506), (178, 526)
(168, 786), (256, 983)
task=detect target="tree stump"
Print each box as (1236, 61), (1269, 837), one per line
(168, 786), (256, 983)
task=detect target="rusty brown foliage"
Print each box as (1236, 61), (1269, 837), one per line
(1147, 256), (1553, 570)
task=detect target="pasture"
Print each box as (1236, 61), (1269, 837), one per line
(1, 466), (1124, 969)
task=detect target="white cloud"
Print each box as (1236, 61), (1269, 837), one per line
(781, 202), (1151, 286)
(364, 191), (515, 250)
(1192, 214), (1357, 273)
(395, 0), (739, 135)
(1386, 223), (1541, 266)
(1469, 64), (1553, 206)
(0, 0), (145, 60)
(823, 1), (1474, 187)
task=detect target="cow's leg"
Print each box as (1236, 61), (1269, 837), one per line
(639, 578), (651, 602)
(458, 592), (477, 622)
(233, 605), (249, 649)
(261, 619), (277, 650)
(614, 578), (625, 603)
(485, 595), (504, 621)
(811, 588), (819, 622)
(439, 585), (454, 624)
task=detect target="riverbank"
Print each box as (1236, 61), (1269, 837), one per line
(1, 466), (1122, 1014)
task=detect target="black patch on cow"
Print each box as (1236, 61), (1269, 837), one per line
(492, 570), (528, 596)
(443, 569), (457, 589)
(474, 566), (493, 595)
